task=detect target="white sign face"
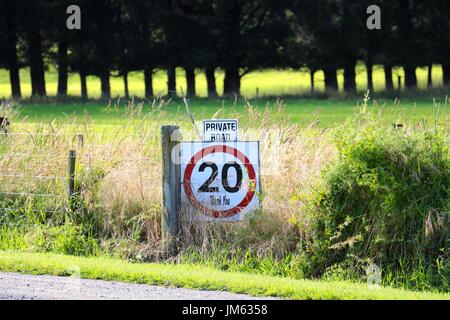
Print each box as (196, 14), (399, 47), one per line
(203, 119), (238, 142)
(180, 141), (260, 221)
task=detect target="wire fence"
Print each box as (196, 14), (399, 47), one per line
(0, 129), (163, 227)
(0, 153), (69, 159)
(4, 126), (436, 228)
(0, 129), (335, 175)
(0, 174), (67, 180)
(0, 208), (63, 214)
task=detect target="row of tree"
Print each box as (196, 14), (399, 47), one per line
(0, 0), (449, 99)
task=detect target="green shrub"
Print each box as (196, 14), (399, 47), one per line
(180, 244), (307, 279)
(306, 122), (449, 290)
(0, 225), (28, 250)
(31, 223), (99, 256)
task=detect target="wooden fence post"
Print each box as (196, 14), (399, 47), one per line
(161, 125), (181, 255)
(68, 150), (76, 199)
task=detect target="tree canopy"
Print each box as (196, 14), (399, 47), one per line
(0, 0), (448, 99)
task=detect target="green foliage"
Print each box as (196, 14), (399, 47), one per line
(0, 225), (27, 250)
(30, 223), (99, 256)
(0, 222), (99, 256)
(2, 251), (449, 300)
(306, 120), (449, 291)
(1, 97), (448, 295)
(180, 245), (307, 280)
(383, 256), (449, 293)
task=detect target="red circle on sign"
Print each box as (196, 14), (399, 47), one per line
(184, 145), (257, 218)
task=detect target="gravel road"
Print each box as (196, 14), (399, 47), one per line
(0, 272), (277, 300)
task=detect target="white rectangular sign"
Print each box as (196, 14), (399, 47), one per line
(203, 119), (238, 142)
(180, 141), (260, 221)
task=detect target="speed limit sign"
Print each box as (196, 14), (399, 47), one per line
(180, 142), (260, 221)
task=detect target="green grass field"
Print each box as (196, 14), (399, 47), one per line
(8, 96), (448, 129)
(0, 251), (448, 300)
(1, 64), (448, 128)
(0, 64), (445, 99)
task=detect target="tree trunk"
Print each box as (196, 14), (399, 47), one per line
(144, 67), (154, 98)
(222, 0), (241, 97)
(167, 65), (176, 96)
(80, 70), (88, 100)
(310, 69), (315, 93)
(26, 15), (46, 96)
(384, 65), (393, 90)
(343, 58), (356, 92)
(404, 66), (417, 88)
(123, 72), (129, 99)
(427, 64), (433, 88)
(4, 1), (21, 98)
(342, 0), (356, 93)
(398, 0), (416, 89)
(185, 68), (196, 97)
(100, 71), (111, 99)
(223, 67), (241, 96)
(57, 39), (68, 97)
(443, 63), (450, 86)
(205, 68), (217, 98)
(366, 61), (373, 93)
(324, 67), (338, 92)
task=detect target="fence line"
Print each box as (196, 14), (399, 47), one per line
(12, 123), (164, 128)
(0, 153), (158, 162)
(0, 192), (65, 198)
(78, 143), (161, 148)
(5, 131), (334, 138)
(0, 153), (68, 159)
(0, 208), (62, 214)
(0, 221), (83, 228)
(4, 133), (334, 142)
(0, 174), (67, 180)
(79, 154), (157, 161)
(5, 132), (161, 137)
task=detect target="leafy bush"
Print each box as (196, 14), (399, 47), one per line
(306, 122), (449, 290)
(180, 244), (307, 279)
(31, 223), (99, 256)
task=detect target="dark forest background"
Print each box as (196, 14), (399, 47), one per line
(0, 0), (449, 99)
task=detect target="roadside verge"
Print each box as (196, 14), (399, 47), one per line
(0, 251), (448, 300)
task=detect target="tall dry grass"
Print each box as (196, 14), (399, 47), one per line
(0, 99), (336, 260)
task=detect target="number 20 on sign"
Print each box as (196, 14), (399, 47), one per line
(180, 142), (260, 221)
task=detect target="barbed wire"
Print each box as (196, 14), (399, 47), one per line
(0, 222), (76, 228)
(5, 132), (161, 138)
(78, 143), (160, 148)
(0, 151), (158, 158)
(0, 192), (64, 198)
(79, 155), (157, 161)
(3, 131), (338, 140)
(0, 153), (68, 159)
(0, 174), (67, 180)
(13, 123), (163, 128)
(0, 207), (63, 214)
(0, 153), (159, 164)
(2, 134), (334, 146)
